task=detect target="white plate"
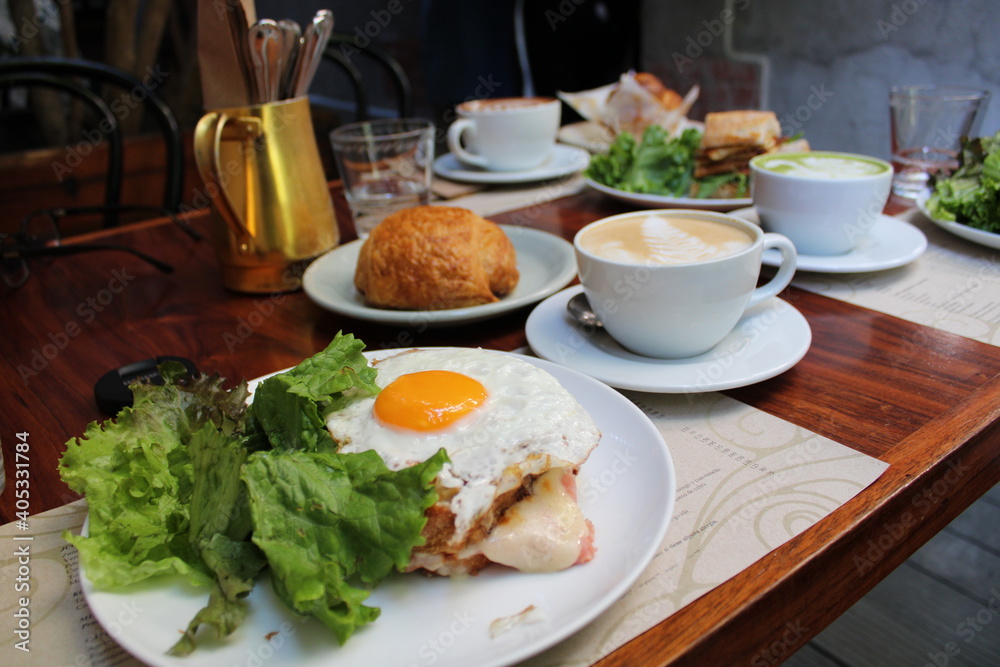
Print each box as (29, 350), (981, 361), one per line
(916, 191), (1000, 250)
(731, 207), (928, 273)
(584, 177), (752, 212)
(433, 144), (590, 184)
(526, 285), (811, 393)
(301, 225), (577, 326)
(80, 350), (676, 667)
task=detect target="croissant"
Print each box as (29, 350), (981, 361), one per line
(354, 206), (519, 310)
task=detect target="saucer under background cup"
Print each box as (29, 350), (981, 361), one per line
(526, 285), (812, 393)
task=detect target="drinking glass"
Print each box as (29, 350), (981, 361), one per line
(330, 118), (435, 239)
(888, 85), (989, 199)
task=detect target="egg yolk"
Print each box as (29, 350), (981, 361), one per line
(373, 370), (488, 432)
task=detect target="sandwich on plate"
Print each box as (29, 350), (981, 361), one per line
(695, 109), (811, 179)
(327, 347), (601, 575)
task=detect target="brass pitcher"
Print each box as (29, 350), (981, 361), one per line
(193, 96), (338, 293)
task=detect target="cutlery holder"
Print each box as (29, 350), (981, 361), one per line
(193, 96), (338, 293)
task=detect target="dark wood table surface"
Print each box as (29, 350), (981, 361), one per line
(3, 186), (999, 666)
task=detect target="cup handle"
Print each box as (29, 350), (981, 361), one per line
(447, 118), (489, 169)
(193, 111), (255, 245)
(746, 233), (797, 309)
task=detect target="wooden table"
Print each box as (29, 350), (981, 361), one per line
(3, 187), (999, 666)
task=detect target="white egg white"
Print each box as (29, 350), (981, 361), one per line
(325, 348), (601, 546)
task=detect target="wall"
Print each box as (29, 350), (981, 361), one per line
(641, 0), (1000, 159)
(255, 0), (999, 162)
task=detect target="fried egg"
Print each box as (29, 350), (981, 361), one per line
(325, 348), (601, 554)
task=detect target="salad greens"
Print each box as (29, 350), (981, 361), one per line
(926, 130), (1000, 233)
(59, 332), (448, 655)
(584, 125), (748, 199)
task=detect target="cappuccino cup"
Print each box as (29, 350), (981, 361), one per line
(447, 97), (560, 171)
(750, 151), (893, 256)
(574, 210), (797, 359)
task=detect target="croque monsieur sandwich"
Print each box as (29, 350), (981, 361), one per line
(325, 348), (601, 575)
(695, 109), (810, 179)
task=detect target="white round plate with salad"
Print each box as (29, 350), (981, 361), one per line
(914, 132), (1000, 250)
(916, 190), (1000, 250)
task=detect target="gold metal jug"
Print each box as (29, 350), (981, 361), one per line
(193, 96), (338, 293)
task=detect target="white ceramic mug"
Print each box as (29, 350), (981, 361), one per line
(574, 210), (797, 359)
(447, 97), (560, 171)
(750, 151), (893, 256)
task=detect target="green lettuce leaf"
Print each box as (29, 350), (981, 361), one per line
(59, 365), (250, 589)
(927, 130), (1000, 233)
(249, 332), (380, 452)
(585, 126), (723, 197)
(169, 421), (267, 655)
(242, 448), (448, 645)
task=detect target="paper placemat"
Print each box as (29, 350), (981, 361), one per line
(790, 209), (1000, 346)
(0, 393), (886, 666)
(436, 174), (587, 220)
(523, 391), (887, 666)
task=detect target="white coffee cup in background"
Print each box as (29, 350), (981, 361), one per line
(750, 151), (893, 256)
(447, 97), (561, 172)
(574, 210), (797, 359)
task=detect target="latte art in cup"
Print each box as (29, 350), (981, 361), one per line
(754, 152), (890, 179)
(573, 209), (797, 358)
(459, 97), (554, 113)
(578, 215), (754, 265)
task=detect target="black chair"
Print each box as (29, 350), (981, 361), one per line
(319, 34), (414, 121)
(0, 56), (184, 228)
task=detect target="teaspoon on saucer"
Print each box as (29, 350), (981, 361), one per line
(567, 292), (603, 328)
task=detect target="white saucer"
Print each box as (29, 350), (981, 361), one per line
(433, 144), (590, 184)
(302, 225), (576, 327)
(731, 207), (928, 273)
(525, 285), (811, 393)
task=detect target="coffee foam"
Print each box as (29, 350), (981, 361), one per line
(758, 153), (887, 179)
(460, 97), (555, 113)
(581, 215), (753, 265)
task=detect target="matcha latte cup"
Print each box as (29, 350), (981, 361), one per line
(750, 151), (893, 256)
(574, 210), (797, 359)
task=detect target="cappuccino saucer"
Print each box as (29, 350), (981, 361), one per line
(433, 144), (590, 184)
(525, 285), (812, 393)
(731, 207), (927, 273)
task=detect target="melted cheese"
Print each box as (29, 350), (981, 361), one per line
(480, 468), (589, 573)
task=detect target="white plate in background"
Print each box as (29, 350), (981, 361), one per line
(302, 225), (577, 327)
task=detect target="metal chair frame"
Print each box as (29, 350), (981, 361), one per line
(321, 35), (414, 120)
(0, 56), (184, 226)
